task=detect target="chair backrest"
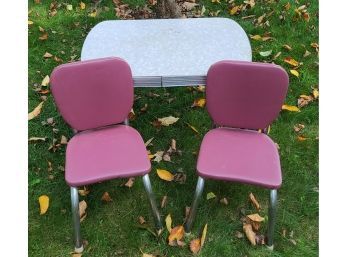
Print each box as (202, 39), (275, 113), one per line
(206, 60), (288, 130)
(51, 57), (133, 131)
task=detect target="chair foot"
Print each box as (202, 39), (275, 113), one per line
(142, 174), (163, 230)
(74, 245), (84, 253)
(184, 176), (205, 233)
(266, 244), (274, 251)
(70, 187), (83, 252)
(266, 189), (277, 248)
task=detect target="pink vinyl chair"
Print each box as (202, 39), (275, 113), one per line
(184, 60), (289, 249)
(50, 57), (162, 253)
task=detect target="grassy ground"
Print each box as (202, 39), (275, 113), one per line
(28, 0), (318, 256)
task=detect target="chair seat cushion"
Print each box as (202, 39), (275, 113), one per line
(65, 125), (151, 186)
(196, 128), (282, 189)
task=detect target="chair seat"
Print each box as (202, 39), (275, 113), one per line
(65, 125), (151, 187)
(196, 128), (282, 189)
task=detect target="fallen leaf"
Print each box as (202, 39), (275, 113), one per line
(313, 88), (319, 99)
(41, 75), (50, 86)
(303, 50), (311, 57)
(298, 95), (314, 107)
(187, 123), (199, 134)
(201, 223), (208, 247)
(191, 98), (206, 108)
(249, 193), (261, 211)
(206, 192), (216, 200)
(29, 137), (46, 142)
(125, 177), (135, 188)
(282, 105), (300, 112)
(259, 50), (272, 57)
(142, 254), (155, 257)
(72, 253), (82, 257)
(297, 136), (308, 141)
(290, 69), (299, 77)
(173, 172), (186, 184)
(153, 151), (164, 163)
(80, 2), (86, 10)
(247, 213), (265, 222)
(168, 225), (185, 244)
(171, 139), (176, 151)
(284, 57), (299, 67)
(230, 6), (239, 15)
(157, 169), (174, 181)
(250, 34), (262, 41)
(78, 187), (90, 196)
(189, 238), (201, 254)
(284, 2), (291, 10)
(195, 85), (205, 92)
(158, 116), (179, 126)
(43, 52), (53, 58)
(47, 161), (53, 172)
(138, 216), (146, 224)
(66, 4), (73, 11)
(161, 195), (168, 208)
(144, 137), (154, 147)
(60, 135), (68, 145)
(39, 32), (48, 41)
(283, 44), (292, 51)
(183, 2), (198, 11)
(243, 223), (256, 246)
(101, 192), (112, 202)
(294, 124), (305, 132)
(220, 198), (228, 205)
(28, 102), (44, 120)
(235, 231), (244, 238)
(28, 20), (34, 25)
(39, 195), (49, 215)
(128, 108), (136, 121)
(79, 200), (87, 221)
(165, 214), (172, 232)
(89, 10), (97, 17)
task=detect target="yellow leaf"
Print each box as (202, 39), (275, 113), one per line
(168, 225), (184, 243)
(290, 69), (299, 77)
(156, 169), (174, 181)
(284, 57), (299, 67)
(158, 116), (179, 126)
(192, 98), (206, 108)
(41, 75), (50, 86)
(200, 223), (208, 247)
(39, 195), (49, 215)
(80, 2), (86, 10)
(282, 105), (300, 112)
(189, 238), (201, 254)
(101, 192), (112, 202)
(66, 4), (73, 11)
(284, 2), (291, 10)
(187, 123), (199, 134)
(28, 20), (34, 25)
(206, 192), (216, 200)
(313, 88), (319, 99)
(243, 223), (256, 245)
(230, 6), (239, 15)
(250, 34), (262, 41)
(165, 214), (172, 233)
(28, 102), (44, 120)
(297, 136), (308, 141)
(247, 213), (265, 222)
(148, 154), (155, 160)
(89, 10), (97, 17)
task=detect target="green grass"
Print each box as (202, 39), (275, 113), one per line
(28, 0), (318, 256)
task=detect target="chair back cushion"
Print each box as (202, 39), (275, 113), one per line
(206, 60), (288, 130)
(51, 57), (133, 131)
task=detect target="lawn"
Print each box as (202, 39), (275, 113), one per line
(28, 0), (319, 256)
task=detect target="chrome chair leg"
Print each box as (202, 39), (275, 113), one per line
(184, 176), (205, 233)
(142, 174), (163, 230)
(70, 187), (83, 253)
(266, 189), (277, 250)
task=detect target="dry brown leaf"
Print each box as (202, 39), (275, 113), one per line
(294, 124), (305, 132)
(284, 57), (299, 67)
(171, 139), (176, 151)
(153, 151), (164, 163)
(101, 192), (112, 202)
(161, 195), (168, 208)
(41, 75), (50, 86)
(282, 105), (300, 112)
(128, 108), (136, 121)
(165, 214), (172, 232)
(144, 137), (154, 147)
(39, 195), (49, 215)
(43, 52), (53, 58)
(303, 50), (311, 57)
(243, 223), (256, 245)
(72, 253), (82, 257)
(157, 169), (174, 181)
(235, 231), (244, 238)
(220, 197), (228, 205)
(297, 136), (308, 141)
(284, 2), (291, 10)
(298, 95), (314, 108)
(39, 32), (48, 40)
(79, 200), (87, 221)
(28, 102), (44, 120)
(247, 213), (265, 223)
(249, 193), (261, 211)
(191, 98), (206, 108)
(78, 186), (90, 196)
(60, 135), (68, 145)
(125, 177), (135, 188)
(189, 238), (201, 254)
(138, 216), (146, 224)
(283, 44), (292, 51)
(29, 137), (46, 142)
(168, 225), (185, 244)
(158, 116), (179, 126)
(142, 254), (155, 257)
(183, 2), (198, 11)
(80, 2), (86, 10)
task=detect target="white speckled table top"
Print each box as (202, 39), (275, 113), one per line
(81, 18), (252, 87)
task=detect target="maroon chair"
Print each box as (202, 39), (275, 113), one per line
(184, 60), (289, 249)
(50, 57), (162, 253)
